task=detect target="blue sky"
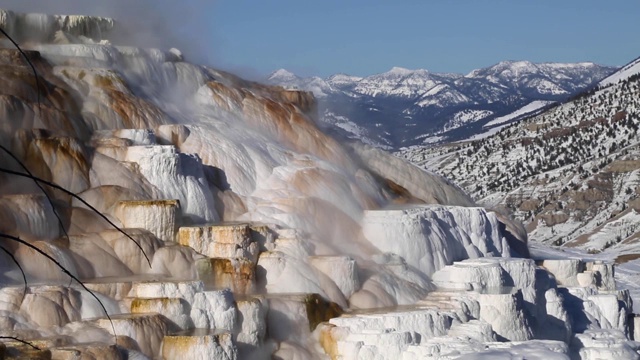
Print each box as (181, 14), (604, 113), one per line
(209, 0), (640, 77)
(4, 0), (640, 78)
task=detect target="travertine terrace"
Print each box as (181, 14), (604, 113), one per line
(0, 9), (638, 360)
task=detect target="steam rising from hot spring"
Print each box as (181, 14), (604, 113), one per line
(0, 9), (526, 358)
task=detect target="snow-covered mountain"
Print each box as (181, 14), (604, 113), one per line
(267, 62), (616, 149)
(399, 56), (640, 258)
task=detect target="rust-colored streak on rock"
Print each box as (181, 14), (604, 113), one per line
(202, 76), (353, 173)
(0, 49), (85, 139)
(242, 93), (348, 167)
(197, 257), (256, 294)
(11, 131), (91, 194)
(318, 323), (340, 360)
(91, 74), (168, 130)
(206, 81), (245, 111)
(303, 293), (343, 331)
(269, 88), (317, 116)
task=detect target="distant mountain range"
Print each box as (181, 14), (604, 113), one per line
(266, 61), (616, 149)
(398, 56), (640, 255)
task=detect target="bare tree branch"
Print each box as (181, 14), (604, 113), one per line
(0, 233), (117, 344)
(0, 336), (40, 350)
(0, 168), (152, 267)
(0, 245), (28, 302)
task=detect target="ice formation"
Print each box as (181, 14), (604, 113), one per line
(0, 8), (638, 360)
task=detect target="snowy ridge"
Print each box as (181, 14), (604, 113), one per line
(460, 123), (511, 142)
(599, 56), (640, 87)
(321, 109), (392, 149)
(267, 62), (615, 149)
(484, 100), (554, 128)
(267, 69), (334, 98)
(267, 68), (298, 82)
(426, 109), (495, 138)
(399, 55), (640, 259)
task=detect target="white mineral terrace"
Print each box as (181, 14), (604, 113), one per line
(0, 8), (639, 360)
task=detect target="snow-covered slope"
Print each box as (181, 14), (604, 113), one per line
(267, 62), (615, 149)
(267, 69), (335, 98)
(483, 100), (554, 128)
(400, 55), (640, 259)
(599, 56), (640, 87)
(396, 62), (640, 357)
(465, 61), (608, 96)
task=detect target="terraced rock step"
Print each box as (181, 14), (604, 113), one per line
(0, 345), (51, 360)
(572, 329), (640, 359)
(318, 257), (640, 359)
(260, 293), (343, 342)
(1, 8), (638, 360)
(418, 290), (470, 312)
(77, 275), (339, 359)
(130, 297), (193, 330)
(319, 304), (462, 359)
(196, 257), (256, 294)
(0, 336), (82, 359)
(178, 223), (260, 263)
(83, 274), (170, 301)
(162, 329), (237, 360)
(404, 339), (569, 359)
(50, 343), (121, 360)
(309, 256), (360, 299)
(445, 319), (495, 342)
(541, 259), (616, 290)
(93, 313), (173, 358)
(115, 199), (179, 242)
(130, 280), (204, 305)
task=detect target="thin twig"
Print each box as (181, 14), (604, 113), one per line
(0, 168), (152, 267)
(0, 233), (117, 344)
(0, 336), (40, 350)
(0, 26), (72, 285)
(0, 245), (28, 302)
(0, 144), (71, 242)
(0, 27), (43, 117)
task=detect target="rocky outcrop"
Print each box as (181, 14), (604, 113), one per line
(362, 205), (511, 277)
(321, 257), (636, 359)
(0, 9), (116, 43)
